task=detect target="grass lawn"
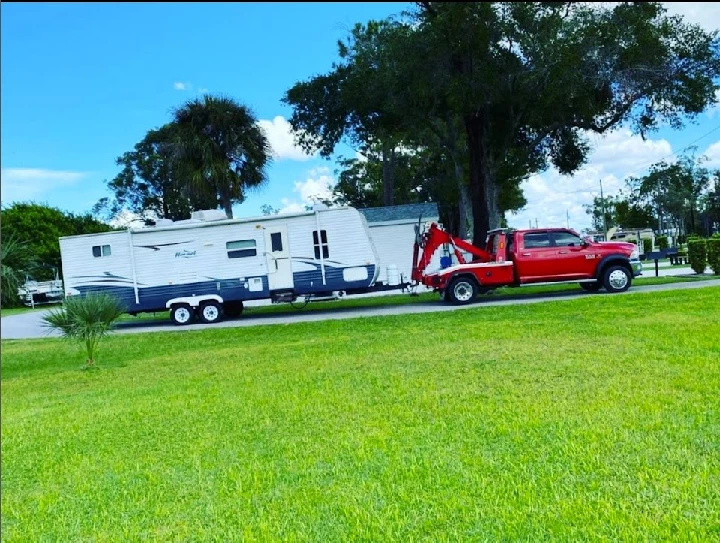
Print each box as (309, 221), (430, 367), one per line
(2, 287), (719, 541)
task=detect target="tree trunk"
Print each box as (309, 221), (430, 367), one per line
(382, 140), (395, 207)
(465, 113), (501, 246)
(453, 160), (473, 240)
(222, 196), (233, 219)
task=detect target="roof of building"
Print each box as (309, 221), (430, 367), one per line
(357, 202), (439, 224)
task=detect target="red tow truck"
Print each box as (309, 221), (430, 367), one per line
(411, 222), (643, 304)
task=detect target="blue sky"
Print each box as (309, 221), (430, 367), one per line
(2, 2), (720, 232)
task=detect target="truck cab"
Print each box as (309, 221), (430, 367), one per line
(488, 228), (642, 284)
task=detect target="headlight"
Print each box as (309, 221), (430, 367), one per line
(630, 249), (639, 260)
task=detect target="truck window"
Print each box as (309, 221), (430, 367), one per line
(553, 231), (583, 247)
(523, 232), (550, 249)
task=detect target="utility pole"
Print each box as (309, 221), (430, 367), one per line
(566, 209), (570, 229)
(600, 179), (608, 241)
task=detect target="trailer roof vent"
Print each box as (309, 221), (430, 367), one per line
(191, 209), (227, 222)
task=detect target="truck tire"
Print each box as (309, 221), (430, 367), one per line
(602, 265), (632, 293)
(447, 277), (478, 305)
(223, 301), (244, 318)
(198, 301), (223, 324)
(170, 303), (194, 326)
(580, 281), (601, 292)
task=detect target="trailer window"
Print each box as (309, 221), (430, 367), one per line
(226, 239), (257, 258)
(270, 232), (283, 252)
(92, 244), (111, 257)
(313, 230), (329, 259)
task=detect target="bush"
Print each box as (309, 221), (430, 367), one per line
(642, 238), (652, 254)
(707, 233), (720, 275)
(687, 238), (707, 274)
(42, 293), (125, 368)
(657, 235), (668, 250)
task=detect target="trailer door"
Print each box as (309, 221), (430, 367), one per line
(264, 225), (294, 291)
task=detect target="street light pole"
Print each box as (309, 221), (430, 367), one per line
(600, 179), (608, 241)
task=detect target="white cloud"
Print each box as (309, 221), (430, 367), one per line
(278, 167), (337, 214)
(257, 116), (315, 162)
(198, 87), (208, 94)
(701, 140), (720, 169)
(507, 130), (673, 233)
(173, 81), (189, 91)
(0, 168), (87, 204)
(662, 2), (720, 32)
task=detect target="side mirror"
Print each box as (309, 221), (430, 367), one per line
(581, 238), (591, 247)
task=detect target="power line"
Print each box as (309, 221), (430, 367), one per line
(554, 123), (720, 197)
(620, 123), (720, 179)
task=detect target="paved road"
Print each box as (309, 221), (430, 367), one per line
(3, 278), (719, 340)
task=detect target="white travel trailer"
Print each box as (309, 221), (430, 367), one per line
(59, 206), (385, 325)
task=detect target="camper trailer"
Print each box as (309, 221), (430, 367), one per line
(59, 206), (385, 325)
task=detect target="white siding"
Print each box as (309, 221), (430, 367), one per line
(60, 231), (133, 291)
(368, 224), (417, 284)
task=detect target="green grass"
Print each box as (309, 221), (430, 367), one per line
(0, 305), (52, 317)
(2, 287), (719, 541)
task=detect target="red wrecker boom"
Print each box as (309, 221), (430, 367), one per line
(411, 221), (516, 303)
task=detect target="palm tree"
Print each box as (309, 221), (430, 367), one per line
(171, 95), (272, 218)
(1, 234), (36, 308)
(42, 292), (125, 368)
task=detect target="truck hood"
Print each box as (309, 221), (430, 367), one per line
(596, 241), (636, 254)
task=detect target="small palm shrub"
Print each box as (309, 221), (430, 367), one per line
(43, 292), (125, 368)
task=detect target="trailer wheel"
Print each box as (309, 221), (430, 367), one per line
(223, 301), (244, 319)
(580, 281), (601, 292)
(602, 265), (632, 293)
(447, 277), (478, 305)
(170, 303), (194, 326)
(199, 300), (223, 324)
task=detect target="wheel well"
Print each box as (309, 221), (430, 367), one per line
(597, 259), (632, 279)
(166, 294), (223, 310)
(448, 273), (481, 289)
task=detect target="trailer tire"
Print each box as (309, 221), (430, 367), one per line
(602, 265), (632, 293)
(170, 303), (194, 326)
(447, 277), (478, 305)
(223, 301), (244, 319)
(199, 300), (223, 324)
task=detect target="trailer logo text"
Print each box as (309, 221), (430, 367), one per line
(175, 249), (197, 259)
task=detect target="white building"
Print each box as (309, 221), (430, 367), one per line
(358, 202), (440, 286)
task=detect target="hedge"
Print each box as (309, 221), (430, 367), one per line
(707, 233), (720, 275)
(687, 237), (707, 274)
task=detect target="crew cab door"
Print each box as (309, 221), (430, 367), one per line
(513, 231), (558, 282)
(551, 230), (597, 279)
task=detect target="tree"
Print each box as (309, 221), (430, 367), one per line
(1, 202), (113, 280)
(260, 204), (280, 216)
(1, 234), (37, 307)
(633, 153), (713, 238)
(410, 2), (720, 244)
(42, 293), (125, 369)
(283, 20), (482, 237)
(286, 2), (720, 244)
(94, 124), (216, 222)
(170, 95), (273, 219)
